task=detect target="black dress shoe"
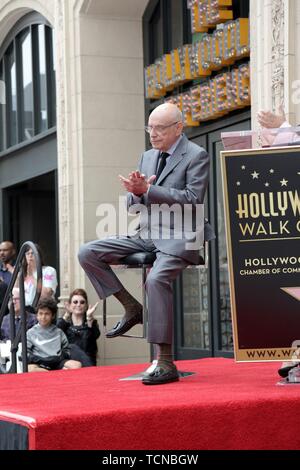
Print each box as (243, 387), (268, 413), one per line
(142, 365), (179, 385)
(106, 311), (142, 338)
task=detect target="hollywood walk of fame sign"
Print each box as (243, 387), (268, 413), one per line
(221, 145), (300, 361)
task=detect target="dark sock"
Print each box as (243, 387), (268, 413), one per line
(113, 287), (142, 320)
(156, 343), (176, 370)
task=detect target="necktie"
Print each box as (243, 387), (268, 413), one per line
(15, 316), (20, 331)
(154, 152), (169, 184)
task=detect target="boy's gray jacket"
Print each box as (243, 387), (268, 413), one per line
(27, 323), (70, 358)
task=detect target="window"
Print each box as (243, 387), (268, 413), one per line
(6, 43), (17, 147)
(149, 3), (164, 63)
(20, 28), (34, 140)
(48, 27), (56, 128)
(0, 60), (4, 151)
(0, 14), (56, 153)
(37, 25), (47, 132)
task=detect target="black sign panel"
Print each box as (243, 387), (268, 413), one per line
(221, 147), (300, 361)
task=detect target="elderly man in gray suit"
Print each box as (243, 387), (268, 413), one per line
(78, 103), (213, 385)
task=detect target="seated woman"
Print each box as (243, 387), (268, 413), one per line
(57, 288), (100, 366)
(23, 244), (58, 306)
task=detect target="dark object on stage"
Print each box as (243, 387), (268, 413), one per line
(278, 362), (299, 378)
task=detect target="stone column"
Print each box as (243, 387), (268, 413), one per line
(251, 0), (300, 127)
(55, 0), (75, 306)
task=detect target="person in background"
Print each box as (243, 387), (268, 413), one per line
(257, 105), (287, 129)
(0, 241), (16, 287)
(257, 105), (300, 146)
(23, 244), (58, 306)
(57, 288), (100, 366)
(27, 297), (81, 372)
(0, 287), (36, 340)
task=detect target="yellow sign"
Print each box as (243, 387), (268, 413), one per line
(144, 8), (250, 126)
(187, 0), (233, 33)
(144, 18), (250, 98)
(166, 63), (250, 125)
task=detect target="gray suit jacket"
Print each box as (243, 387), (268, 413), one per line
(127, 134), (215, 264)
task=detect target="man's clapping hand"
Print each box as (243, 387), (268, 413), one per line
(119, 171), (156, 196)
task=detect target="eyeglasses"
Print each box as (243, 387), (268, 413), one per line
(72, 300), (86, 305)
(145, 121), (179, 134)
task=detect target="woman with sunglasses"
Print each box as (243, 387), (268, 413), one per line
(57, 288), (100, 366)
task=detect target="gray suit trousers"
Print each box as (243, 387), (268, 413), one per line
(78, 236), (189, 344)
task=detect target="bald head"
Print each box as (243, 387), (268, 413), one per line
(12, 287), (20, 315)
(12, 287), (20, 298)
(148, 103), (183, 151)
(150, 103), (183, 123)
(0, 241), (16, 263)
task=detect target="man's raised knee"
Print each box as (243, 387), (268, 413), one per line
(78, 243), (93, 266)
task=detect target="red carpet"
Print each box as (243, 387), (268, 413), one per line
(0, 358), (300, 450)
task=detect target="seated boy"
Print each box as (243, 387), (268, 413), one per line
(27, 297), (81, 372)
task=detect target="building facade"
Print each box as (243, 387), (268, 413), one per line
(0, 0), (298, 365)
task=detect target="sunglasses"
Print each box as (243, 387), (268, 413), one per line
(72, 300), (86, 305)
